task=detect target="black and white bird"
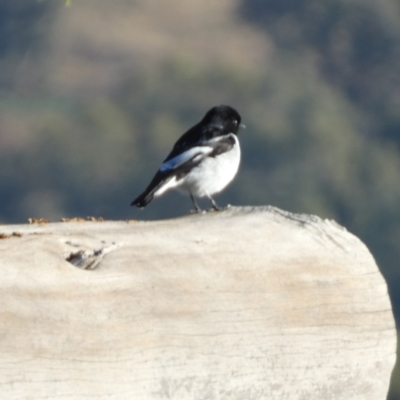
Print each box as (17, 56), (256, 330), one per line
(131, 105), (244, 212)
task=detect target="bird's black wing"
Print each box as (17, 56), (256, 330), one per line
(160, 133), (236, 176)
(164, 124), (225, 162)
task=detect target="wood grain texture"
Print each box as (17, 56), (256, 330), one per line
(0, 206), (395, 399)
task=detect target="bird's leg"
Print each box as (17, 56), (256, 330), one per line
(190, 193), (202, 213)
(207, 195), (221, 211)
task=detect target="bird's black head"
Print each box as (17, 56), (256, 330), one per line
(202, 105), (243, 135)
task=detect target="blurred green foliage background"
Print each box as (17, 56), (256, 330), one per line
(0, 0), (399, 397)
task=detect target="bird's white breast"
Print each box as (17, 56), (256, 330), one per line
(179, 134), (241, 197)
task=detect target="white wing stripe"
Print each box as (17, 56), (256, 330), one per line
(160, 146), (213, 172)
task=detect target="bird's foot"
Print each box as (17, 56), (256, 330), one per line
(207, 195), (222, 211)
(188, 208), (205, 215)
(208, 204), (232, 212)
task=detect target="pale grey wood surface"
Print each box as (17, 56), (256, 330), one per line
(0, 206), (395, 399)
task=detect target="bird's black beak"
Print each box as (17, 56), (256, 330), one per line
(240, 123), (246, 129)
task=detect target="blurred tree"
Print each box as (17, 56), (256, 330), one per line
(0, 0), (55, 90)
(240, 0), (400, 146)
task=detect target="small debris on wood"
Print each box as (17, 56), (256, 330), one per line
(65, 241), (81, 247)
(28, 218), (49, 225)
(61, 216), (105, 222)
(61, 217), (86, 222)
(0, 232), (23, 239)
(86, 216), (105, 222)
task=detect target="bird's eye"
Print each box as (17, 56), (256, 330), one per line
(233, 120), (238, 126)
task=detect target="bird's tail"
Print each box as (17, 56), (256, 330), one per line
(131, 189), (155, 208)
(131, 172), (172, 208)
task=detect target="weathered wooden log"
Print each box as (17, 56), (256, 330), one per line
(0, 206), (395, 399)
